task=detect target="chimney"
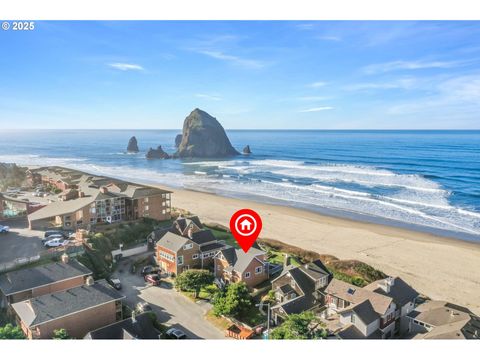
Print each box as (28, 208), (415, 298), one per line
(187, 227), (193, 238)
(79, 191), (85, 198)
(86, 276), (94, 286)
(284, 254), (290, 267)
(100, 186), (108, 194)
(61, 253), (69, 264)
(131, 312), (137, 324)
(380, 277), (395, 293)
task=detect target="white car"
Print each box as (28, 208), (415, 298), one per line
(41, 233), (64, 244)
(0, 225), (10, 234)
(44, 239), (69, 248)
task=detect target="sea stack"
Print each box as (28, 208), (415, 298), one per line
(175, 108), (239, 158)
(174, 134), (183, 148)
(127, 136), (139, 153)
(146, 145), (171, 159)
(243, 145), (251, 155)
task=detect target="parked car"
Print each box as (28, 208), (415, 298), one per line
(44, 239), (69, 248)
(145, 274), (161, 286)
(44, 230), (67, 238)
(135, 302), (152, 313)
(107, 277), (122, 290)
(141, 265), (159, 276)
(41, 233), (64, 244)
(0, 225), (10, 234)
(165, 328), (187, 339)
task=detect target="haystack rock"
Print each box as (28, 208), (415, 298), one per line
(243, 145), (251, 155)
(127, 136), (139, 153)
(146, 145), (171, 159)
(175, 108), (239, 158)
(175, 134), (183, 148)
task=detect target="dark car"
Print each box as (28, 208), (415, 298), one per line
(165, 328), (187, 339)
(141, 265), (158, 276)
(107, 277), (122, 290)
(44, 230), (67, 239)
(145, 273), (161, 286)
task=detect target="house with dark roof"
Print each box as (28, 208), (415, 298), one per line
(324, 276), (418, 339)
(214, 246), (269, 289)
(154, 217), (226, 274)
(270, 260), (332, 324)
(0, 256), (92, 307)
(11, 279), (124, 339)
(84, 312), (161, 339)
(406, 301), (480, 339)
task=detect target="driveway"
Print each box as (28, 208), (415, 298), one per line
(113, 257), (225, 339)
(0, 218), (44, 264)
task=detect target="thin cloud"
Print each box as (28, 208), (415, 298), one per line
(197, 50), (265, 69)
(318, 35), (342, 42)
(362, 59), (470, 75)
(345, 78), (417, 91)
(297, 96), (331, 101)
(307, 81), (327, 88)
(299, 106), (334, 113)
(108, 63), (144, 71)
(195, 93), (222, 101)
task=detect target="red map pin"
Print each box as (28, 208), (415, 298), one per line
(229, 209), (263, 253)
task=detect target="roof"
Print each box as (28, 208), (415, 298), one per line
(12, 280), (124, 327)
(199, 242), (226, 253)
(337, 324), (383, 339)
(0, 259), (92, 296)
(84, 312), (160, 339)
(28, 196), (95, 221)
(364, 277), (419, 307)
(174, 216), (202, 234)
(409, 301), (480, 339)
(325, 279), (393, 316)
(156, 231), (188, 253)
(278, 284), (296, 296)
(218, 246), (265, 274)
(279, 267), (317, 315)
(191, 230), (216, 245)
(301, 260), (331, 280)
(338, 300), (379, 325)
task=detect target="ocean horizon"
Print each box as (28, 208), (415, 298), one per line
(1, 129), (479, 242)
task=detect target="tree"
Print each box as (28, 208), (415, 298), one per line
(52, 328), (71, 339)
(0, 324), (26, 339)
(212, 282), (252, 318)
(174, 269), (214, 298)
(270, 311), (327, 339)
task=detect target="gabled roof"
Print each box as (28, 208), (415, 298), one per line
(338, 300), (379, 325)
(409, 301), (480, 339)
(12, 280), (124, 327)
(337, 324), (383, 339)
(28, 196), (95, 221)
(199, 242), (226, 253)
(174, 216), (202, 234)
(217, 246), (265, 274)
(0, 259), (92, 296)
(325, 279), (393, 316)
(363, 277), (419, 307)
(84, 312), (160, 339)
(191, 230), (216, 245)
(156, 231), (189, 253)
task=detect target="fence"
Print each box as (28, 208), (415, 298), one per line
(0, 245), (85, 274)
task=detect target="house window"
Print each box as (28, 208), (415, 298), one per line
(351, 314), (356, 324)
(255, 266), (263, 274)
(178, 255), (184, 265)
(145, 205), (149, 211)
(144, 197), (149, 203)
(203, 253), (210, 259)
(192, 254), (199, 260)
(183, 243), (193, 250)
(159, 251), (175, 262)
(245, 272), (251, 279)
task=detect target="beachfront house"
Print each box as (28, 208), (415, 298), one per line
(154, 216), (226, 274)
(323, 276), (418, 339)
(270, 260), (332, 324)
(213, 246), (269, 289)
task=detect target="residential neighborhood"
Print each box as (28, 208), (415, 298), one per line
(0, 166), (479, 340)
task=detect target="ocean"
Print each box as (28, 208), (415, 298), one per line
(0, 129), (479, 242)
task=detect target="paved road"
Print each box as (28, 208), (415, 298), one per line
(113, 257), (225, 339)
(0, 218), (44, 264)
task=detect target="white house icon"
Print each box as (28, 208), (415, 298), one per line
(240, 219), (252, 231)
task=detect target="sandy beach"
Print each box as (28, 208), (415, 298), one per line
(152, 184), (480, 314)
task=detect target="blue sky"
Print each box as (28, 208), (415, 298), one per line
(1, 21), (480, 129)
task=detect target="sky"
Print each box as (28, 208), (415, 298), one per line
(1, 21), (480, 129)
